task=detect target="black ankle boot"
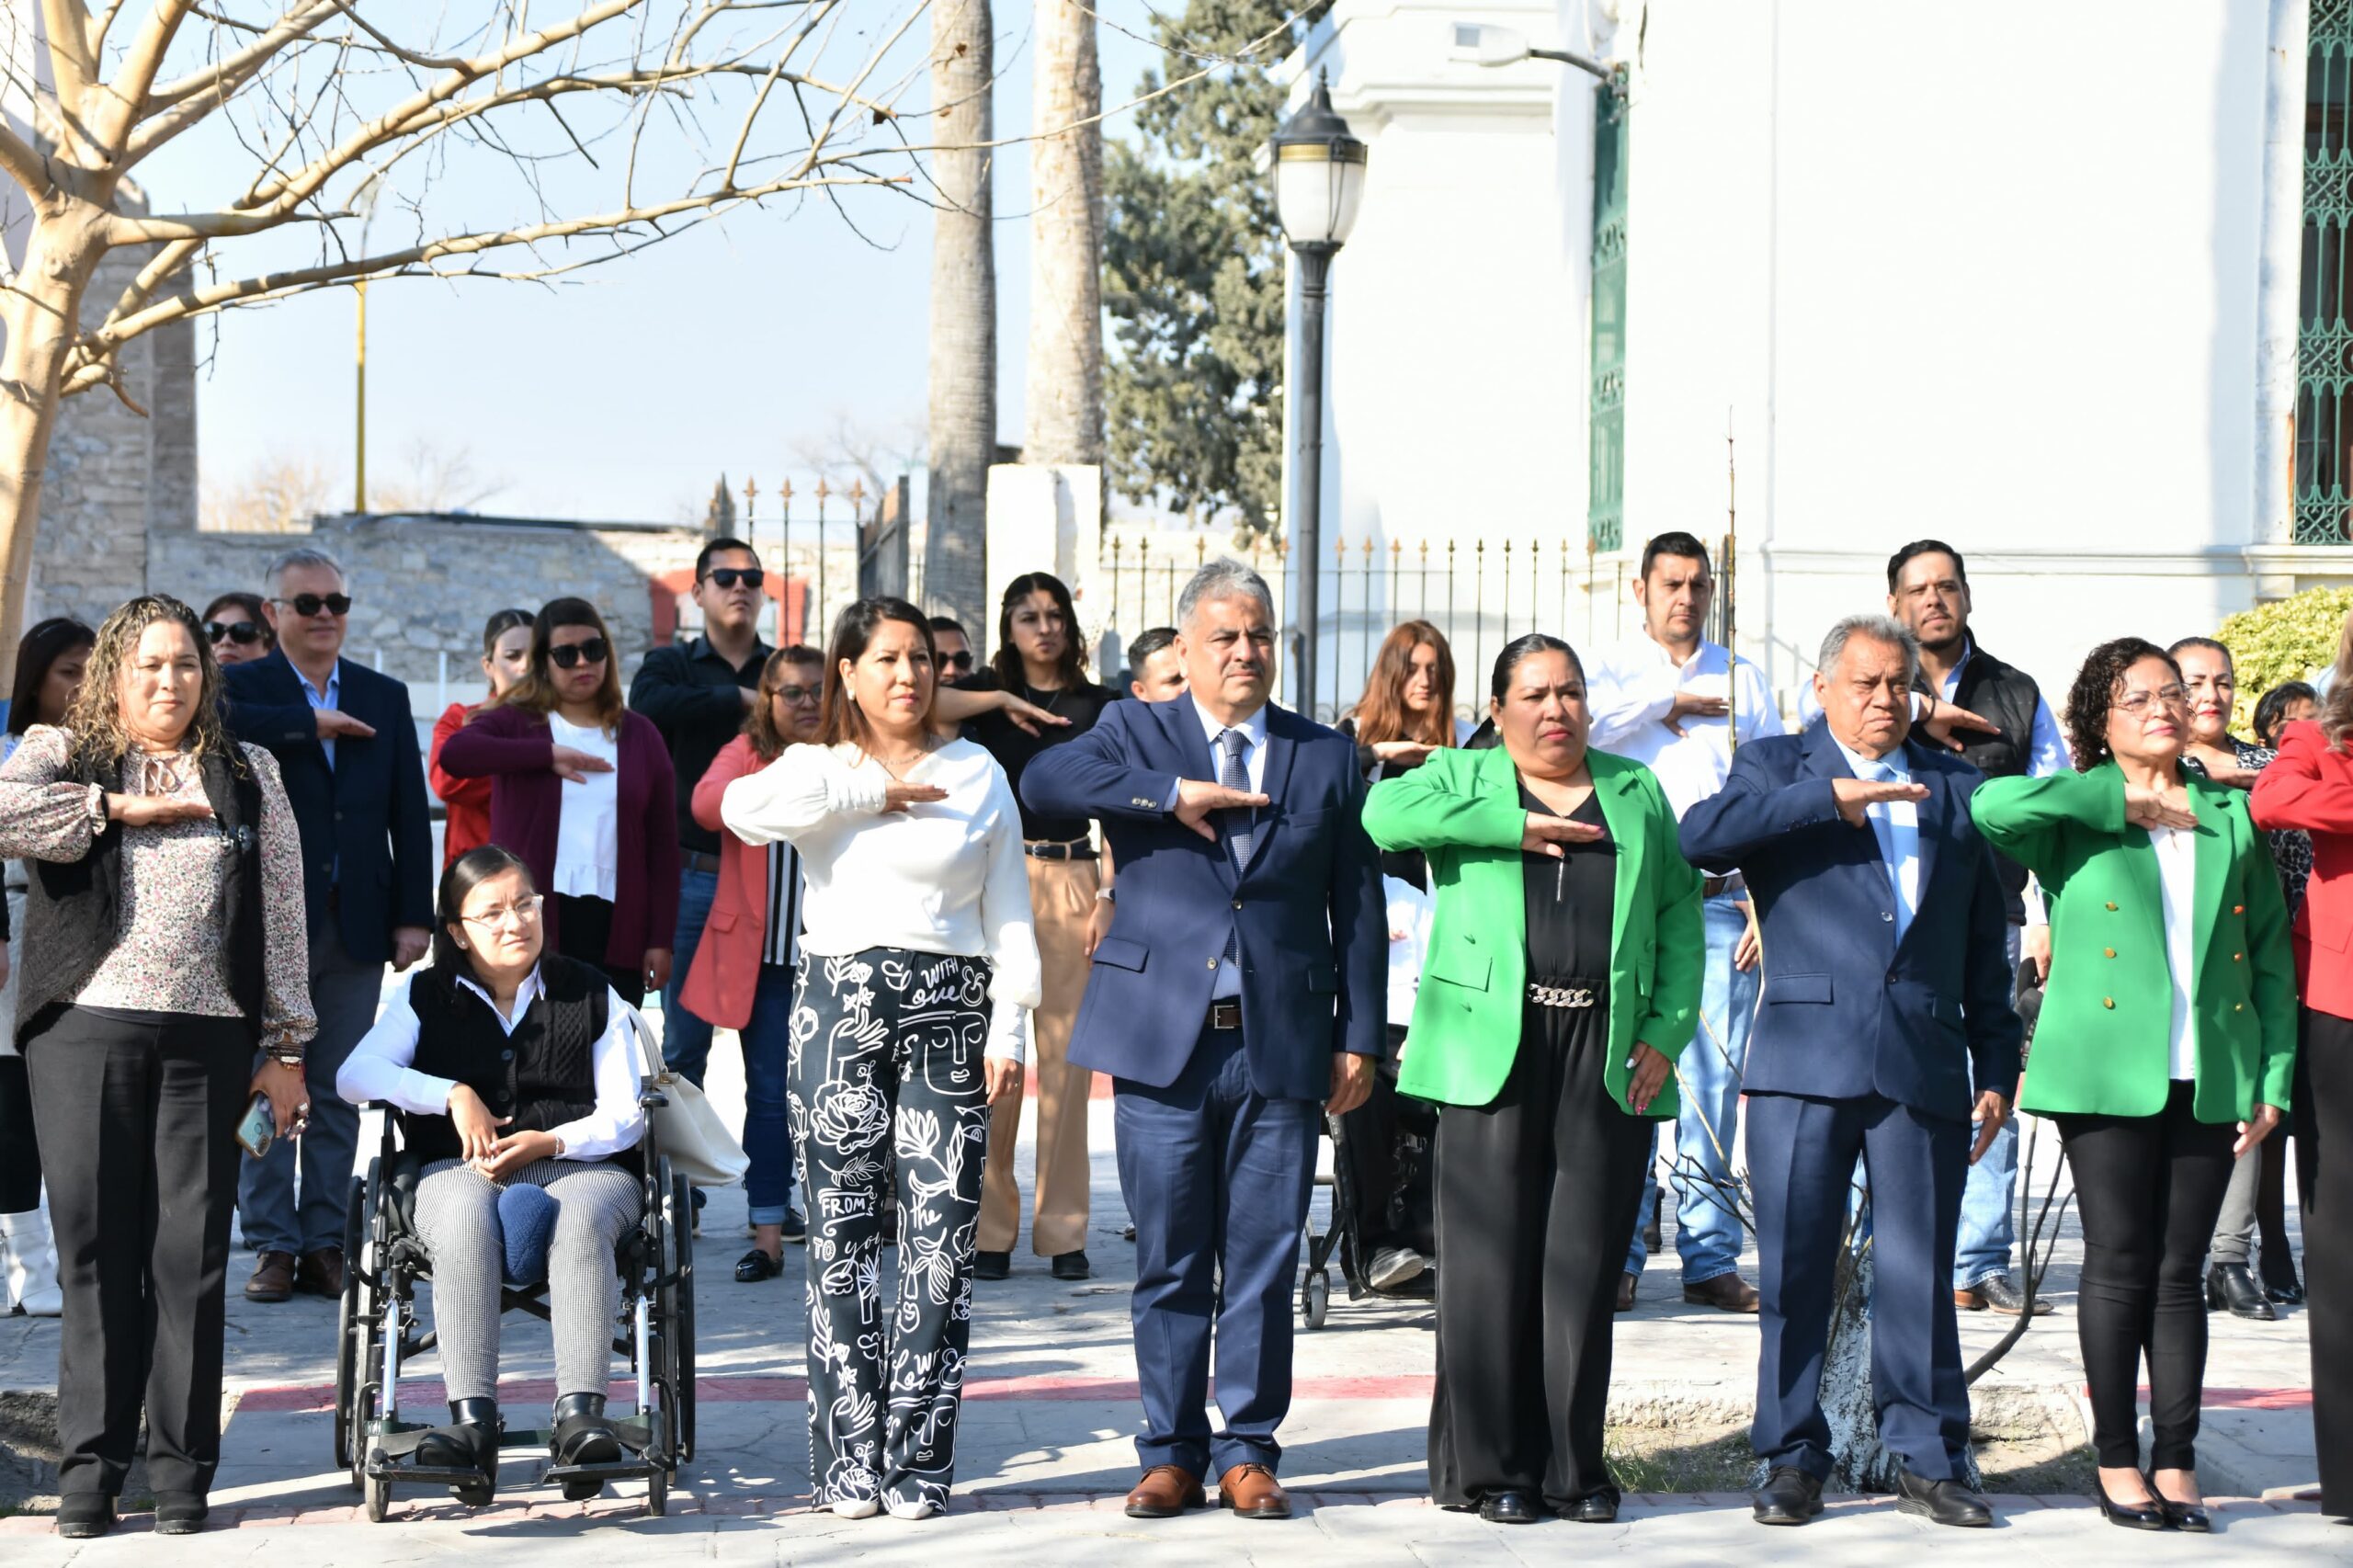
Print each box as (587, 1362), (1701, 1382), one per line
(416, 1397), (500, 1505)
(551, 1392), (621, 1500)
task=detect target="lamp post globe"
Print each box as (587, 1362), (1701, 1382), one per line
(1269, 72), (1365, 717)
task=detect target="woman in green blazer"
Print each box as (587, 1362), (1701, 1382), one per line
(1364, 633), (1701, 1528)
(1970, 637), (2294, 1533)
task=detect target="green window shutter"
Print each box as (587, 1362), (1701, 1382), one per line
(2300, 0), (2353, 542)
(1588, 91), (1629, 555)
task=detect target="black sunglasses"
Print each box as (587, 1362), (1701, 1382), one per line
(204, 619), (266, 647)
(274, 593), (351, 618)
(702, 567), (766, 591)
(938, 650), (975, 673)
(549, 637), (609, 669)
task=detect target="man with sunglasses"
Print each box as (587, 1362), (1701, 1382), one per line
(224, 547), (435, 1305)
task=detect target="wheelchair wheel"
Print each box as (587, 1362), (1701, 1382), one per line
(333, 1176), (364, 1473)
(1300, 1268), (1330, 1330)
(644, 1461), (668, 1517)
(364, 1468), (392, 1523)
(660, 1171), (698, 1463)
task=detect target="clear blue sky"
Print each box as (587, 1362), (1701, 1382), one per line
(145, 5), (1187, 526)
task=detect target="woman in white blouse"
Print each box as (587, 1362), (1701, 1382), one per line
(337, 846), (647, 1507)
(722, 595), (1036, 1522)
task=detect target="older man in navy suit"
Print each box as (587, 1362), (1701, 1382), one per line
(1023, 559), (1385, 1523)
(1679, 613), (2022, 1530)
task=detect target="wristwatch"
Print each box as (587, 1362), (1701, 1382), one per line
(267, 1047), (304, 1070)
(1097, 886), (1116, 904)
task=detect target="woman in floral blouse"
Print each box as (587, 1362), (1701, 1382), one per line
(0, 595), (313, 1540)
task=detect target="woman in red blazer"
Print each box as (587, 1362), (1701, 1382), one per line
(438, 598), (679, 1006)
(2248, 706), (2353, 1520)
(680, 646), (823, 1281)
(429, 608), (534, 869)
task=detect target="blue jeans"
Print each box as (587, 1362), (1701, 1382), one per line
(1625, 892), (1755, 1284)
(661, 867), (720, 1085)
(1953, 923), (2026, 1288)
(742, 964), (797, 1224)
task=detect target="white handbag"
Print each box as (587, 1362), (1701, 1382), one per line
(620, 1005), (749, 1187)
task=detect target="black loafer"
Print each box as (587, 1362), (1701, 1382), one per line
(1477, 1489), (1541, 1524)
(1752, 1465), (1824, 1526)
(1893, 1469), (1992, 1528)
(55, 1494), (115, 1539)
(973, 1250), (1011, 1281)
(153, 1491), (210, 1536)
(1051, 1250), (1092, 1281)
(1569, 1490), (1620, 1523)
(735, 1246), (783, 1283)
(2096, 1477), (2171, 1530)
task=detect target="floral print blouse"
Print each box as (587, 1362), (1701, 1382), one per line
(0, 726), (316, 1051)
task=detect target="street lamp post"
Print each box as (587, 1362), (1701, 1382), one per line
(352, 176), (383, 515)
(1270, 72), (1366, 719)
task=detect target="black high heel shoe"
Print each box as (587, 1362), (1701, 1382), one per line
(2149, 1471), (2211, 1534)
(2095, 1476), (2172, 1531)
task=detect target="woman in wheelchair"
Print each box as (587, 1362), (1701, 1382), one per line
(336, 845), (647, 1500)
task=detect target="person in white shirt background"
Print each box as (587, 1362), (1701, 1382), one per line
(1585, 532), (1781, 1314)
(721, 596), (1034, 1522)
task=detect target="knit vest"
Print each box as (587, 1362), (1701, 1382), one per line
(400, 955), (631, 1171)
(19, 745), (266, 1044)
(1920, 641), (2045, 922)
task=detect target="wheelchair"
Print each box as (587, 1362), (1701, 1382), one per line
(330, 1016), (697, 1519)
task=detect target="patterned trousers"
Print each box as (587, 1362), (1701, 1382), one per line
(789, 946), (992, 1513)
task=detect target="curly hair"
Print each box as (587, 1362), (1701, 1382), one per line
(60, 596), (237, 778)
(2064, 636), (2179, 770)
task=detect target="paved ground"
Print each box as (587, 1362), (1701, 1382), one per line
(1, 992), (2340, 1562)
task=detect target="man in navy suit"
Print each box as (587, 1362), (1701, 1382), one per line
(224, 548), (434, 1304)
(1679, 613), (2021, 1530)
(1023, 560), (1385, 1522)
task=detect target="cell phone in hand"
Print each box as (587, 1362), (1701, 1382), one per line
(235, 1093), (275, 1158)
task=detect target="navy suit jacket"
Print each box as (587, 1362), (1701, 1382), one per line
(1021, 692), (1386, 1101)
(224, 649), (434, 967)
(1677, 722), (2022, 1122)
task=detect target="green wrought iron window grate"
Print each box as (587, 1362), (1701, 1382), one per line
(1588, 88), (1628, 556)
(2299, 0), (2353, 542)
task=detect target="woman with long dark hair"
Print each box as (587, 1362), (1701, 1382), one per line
(1, 616), (95, 1318)
(1972, 637), (2296, 1531)
(679, 644), (824, 1280)
(722, 596), (1035, 1519)
(438, 598), (678, 1005)
(337, 846), (648, 1506)
(429, 608), (534, 869)
(953, 572), (1113, 1281)
(0, 596), (313, 1538)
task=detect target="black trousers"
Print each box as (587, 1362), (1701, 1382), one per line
(2054, 1079), (2237, 1471)
(1429, 1001), (1652, 1508)
(552, 892), (645, 1007)
(1336, 1024), (1436, 1260)
(21, 1006), (251, 1496)
(0, 1052), (40, 1211)
(2299, 1007), (2353, 1516)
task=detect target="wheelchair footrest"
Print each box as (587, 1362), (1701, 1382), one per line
(542, 1458), (664, 1484)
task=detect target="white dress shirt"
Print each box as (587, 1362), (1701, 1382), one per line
(296, 662), (343, 769)
(1183, 702), (1269, 1001)
(1832, 735), (1921, 944)
(1586, 636), (1785, 817)
(335, 965), (647, 1162)
(2145, 824), (2200, 1081)
(546, 712), (620, 902)
(720, 739), (1040, 1062)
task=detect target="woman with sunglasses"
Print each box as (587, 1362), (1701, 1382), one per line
(430, 609), (535, 869)
(0, 616), (94, 1320)
(1969, 638), (2296, 1532)
(679, 645), (823, 1281)
(439, 599), (678, 1006)
(199, 593), (275, 668)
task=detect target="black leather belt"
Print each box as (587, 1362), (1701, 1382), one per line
(1024, 839), (1097, 861)
(681, 850), (723, 874)
(1207, 1000), (1242, 1030)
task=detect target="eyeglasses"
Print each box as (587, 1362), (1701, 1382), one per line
(272, 594), (351, 618)
(549, 638), (609, 669)
(938, 651), (974, 673)
(459, 894), (544, 930)
(768, 683), (820, 704)
(701, 567), (766, 591)
(205, 619), (266, 647)
(2115, 684), (2190, 716)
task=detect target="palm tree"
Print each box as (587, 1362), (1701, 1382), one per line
(924, 0), (998, 637)
(1022, 0), (1103, 466)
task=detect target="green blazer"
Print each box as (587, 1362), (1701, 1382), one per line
(1362, 745), (1704, 1113)
(1969, 764), (2297, 1121)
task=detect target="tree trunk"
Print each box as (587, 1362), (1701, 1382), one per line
(923, 0), (997, 640)
(1022, 0), (1103, 468)
(0, 209), (107, 691)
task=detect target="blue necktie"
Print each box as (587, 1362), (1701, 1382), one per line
(1219, 729), (1254, 966)
(1857, 757), (1905, 932)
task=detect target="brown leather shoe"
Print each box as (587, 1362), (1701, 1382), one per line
(1683, 1273), (1760, 1312)
(296, 1247), (345, 1299)
(1218, 1462), (1290, 1519)
(245, 1251), (296, 1302)
(1123, 1464), (1204, 1518)
(1615, 1273), (1637, 1312)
